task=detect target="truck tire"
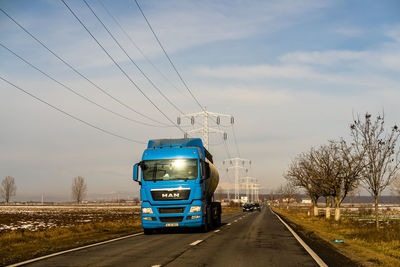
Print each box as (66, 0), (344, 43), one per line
(216, 206), (221, 226)
(143, 228), (153, 235)
(211, 202), (222, 227)
(201, 215), (209, 232)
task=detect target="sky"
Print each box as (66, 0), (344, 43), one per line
(1, 0), (400, 201)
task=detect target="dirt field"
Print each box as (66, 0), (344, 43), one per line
(0, 205), (140, 233)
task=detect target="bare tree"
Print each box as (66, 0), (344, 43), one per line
(308, 141), (363, 221)
(331, 140), (364, 220)
(308, 144), (338, 219)
(351, 113), (400, 229)
(278, 182), (298, 207)
(285, 154), (322, 216)
(390, 174), (400, 201)
(72, 176), (87, 204)
(348, 183), (362, 207)
(0, 176), (17, 203)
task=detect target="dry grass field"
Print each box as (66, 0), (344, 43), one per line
(273, 205), (400, 267)
(0, 205), (142, 266)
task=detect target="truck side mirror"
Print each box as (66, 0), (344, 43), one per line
(133, 163), (142, 185)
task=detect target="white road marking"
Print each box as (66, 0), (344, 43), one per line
(8, 232), (144, 267)
(190, 239), (203, 246)
(227, 223), (231, 226)
(214, 230), (220, 233)
(271, 208), (328, 267)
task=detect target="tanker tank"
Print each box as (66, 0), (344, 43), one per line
(205, 159), (219, 200)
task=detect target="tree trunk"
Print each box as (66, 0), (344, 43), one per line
(375, 195), (379, 230)
(325, 196), (331, 219)
(334, 207), (340, 221)
(334, 196), (341, 221)
(311, 198), (319, 216)
(313, 206), (319, 216)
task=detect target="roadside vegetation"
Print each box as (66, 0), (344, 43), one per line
(222, 204), (242, 214)
(273, 205), (400, 266)
(274, 113), (400, 266)
(0, 206), (141, 266)
(282, 113), (400, 226)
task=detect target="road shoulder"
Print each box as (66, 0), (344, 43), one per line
(274, 210), (363, 267)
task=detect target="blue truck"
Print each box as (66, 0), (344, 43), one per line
(133, 138), (221, 234)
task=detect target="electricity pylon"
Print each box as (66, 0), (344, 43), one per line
(240, 176), (257, 202)
(177, 108), (234, 150)
(223, 158), (251, 200)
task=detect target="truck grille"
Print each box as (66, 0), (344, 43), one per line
(158, 207), (184, 214)
(151, 189), (190, 201)
(159, 216), (184, 222)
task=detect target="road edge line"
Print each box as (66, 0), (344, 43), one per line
(270, 207), (328, 267)
(8, 232), (143, 267)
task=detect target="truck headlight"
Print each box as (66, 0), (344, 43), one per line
(189, 206), (201, 213)
(142, 207), (153, 214)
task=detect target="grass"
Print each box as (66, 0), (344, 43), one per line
(222, 206), (242, 214)
(273, 206), (400, 267)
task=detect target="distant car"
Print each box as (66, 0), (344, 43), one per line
(243, 203), (254, 212)
(253, 203), (261, 211)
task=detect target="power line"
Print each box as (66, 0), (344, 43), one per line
(61, 0), (184, 133)
(0, 76), (145, 144)
(0, 42), (169, 128)
(97, 0), (187, 98)
(133, 0), (205, 111)
(0, 7), (168, 127)
(83, 0), (185, 115)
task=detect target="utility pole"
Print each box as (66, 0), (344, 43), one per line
(223, 158), (251, 200)
(178, 108), (234, 150)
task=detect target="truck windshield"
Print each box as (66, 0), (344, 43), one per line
(142, 159), (198, 181)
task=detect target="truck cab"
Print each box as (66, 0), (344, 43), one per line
(133, 138), (221, 234)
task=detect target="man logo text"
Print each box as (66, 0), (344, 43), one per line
(162, 193), (180, 198)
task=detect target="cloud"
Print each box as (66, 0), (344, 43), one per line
(279, 50), (368, 65)
(334, 27), (364, 37)
(197, 65), (317, 80)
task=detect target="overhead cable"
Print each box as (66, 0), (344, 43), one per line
(83, 0), (184, 115)
(134, 0), (205, 111)
(0, 42), (172, 128)
(0, 7), (169, 126)
(61, 0), (184, 133)
(97, 0), (187, 98)
(0, 76), (145, 144)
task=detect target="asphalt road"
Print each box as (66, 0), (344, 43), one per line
(26, 207), (319, 267)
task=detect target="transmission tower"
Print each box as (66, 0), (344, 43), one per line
(223, 158), (251, 200)
(240, 176), (257, 202)
(177, 108), (234, 150)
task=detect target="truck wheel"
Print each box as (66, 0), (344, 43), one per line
(217, 210), (221, 226)
(201, 213), (209, 232)
(143, 228), (153, 235)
